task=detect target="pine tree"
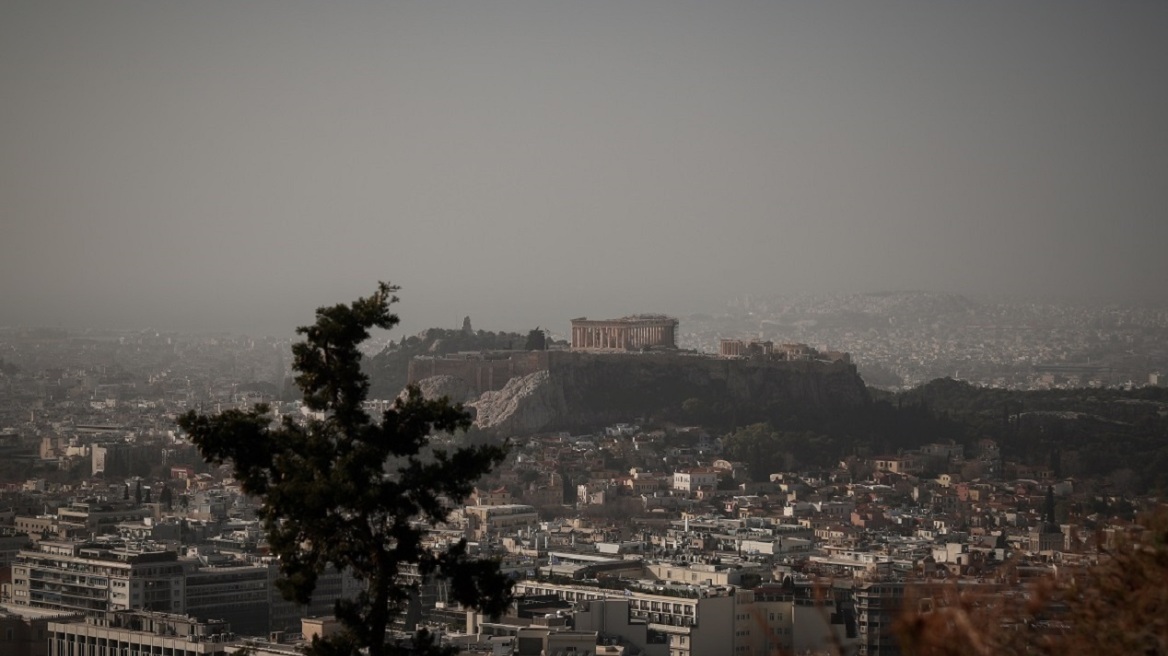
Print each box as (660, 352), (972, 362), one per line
(177, 283), (512, 656)
(524, 327), (546, 351)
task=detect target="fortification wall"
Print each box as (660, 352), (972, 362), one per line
(407, 351), (550, 395)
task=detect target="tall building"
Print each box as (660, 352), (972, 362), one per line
(853, 581), (904, 656)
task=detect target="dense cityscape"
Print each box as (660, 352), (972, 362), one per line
(4, 2), (1165, 653)
(679, 292), (1168, 391)
(0, 292), (1164, 655)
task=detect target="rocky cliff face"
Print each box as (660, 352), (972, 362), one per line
(468, 370), (565, 434)
(411, 351), (870, 435)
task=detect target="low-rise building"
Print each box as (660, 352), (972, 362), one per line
(672, 469), (718, 494)
(48, 610), (235, 656)
(514, 579), (735, 656)
(464, 504), (538, 540)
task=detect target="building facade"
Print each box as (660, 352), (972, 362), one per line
(513, 580), (734, 656)
(853, 581), (904, 656)
(12, 542), (186, 615)
(183, 564), (271, 637)
(672, 469), (718, 494)
(47, 611), (234, 656)
(0, 606), (79, 656)
(570, 316), (679, 352)
(464, 504), (539, 540)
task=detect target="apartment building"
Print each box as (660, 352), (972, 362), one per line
(56, 502), (150, 536)
(853, 581), (904, 656)
(464, 504), (538, 540)
(733, 584), (854, 656)
(672, 469), (718, 494)
(11, 541), (185, 614)
(572, 598), (668, 656)
(10, 539), (361, 638)
(513, 580), (734, 656)
(646, 562), (743, 587)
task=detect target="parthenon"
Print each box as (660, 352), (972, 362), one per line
(570, 315), (679, 351)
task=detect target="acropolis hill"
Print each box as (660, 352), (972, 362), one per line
(383, 316), (870, 435)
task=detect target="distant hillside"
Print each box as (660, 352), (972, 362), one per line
(690, 291), (1168, 390)
(898, 378), (1168, 491)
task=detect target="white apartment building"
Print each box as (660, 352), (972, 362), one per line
(672, 469), (718, 494)
(514, 580), (734, 656)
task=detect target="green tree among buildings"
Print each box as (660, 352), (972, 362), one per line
(178, 283), (512, 656)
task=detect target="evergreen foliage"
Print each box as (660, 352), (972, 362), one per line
(898, 378), (1168, 492)
(524, 327), (546, 351)
(717, 378), (1168, 493)
(177, 283), (512, 656)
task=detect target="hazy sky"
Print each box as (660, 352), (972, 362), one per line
(2, 1), (1165, 337)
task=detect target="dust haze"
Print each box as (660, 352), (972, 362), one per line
(2, 2), (1165, 337)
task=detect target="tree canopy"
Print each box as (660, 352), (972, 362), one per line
(524, 327), (546, 351)
(177, 282), (512, 656)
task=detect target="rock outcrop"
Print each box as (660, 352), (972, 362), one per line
(468, 370), (564, 434)
(409, 374), (474, 403)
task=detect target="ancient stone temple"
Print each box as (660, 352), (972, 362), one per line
(570, 315), (679, 351)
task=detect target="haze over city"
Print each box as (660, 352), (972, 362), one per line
(2, 1), (1165, 337)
